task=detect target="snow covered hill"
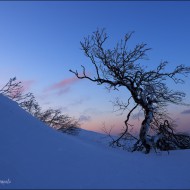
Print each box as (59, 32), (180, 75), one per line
(0, 94), (190, 189)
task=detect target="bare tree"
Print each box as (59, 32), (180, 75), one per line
(39, 108), (80, 135)
(0, 77), (80, 135)
(70, 29), (190, 153)
(20, 95), (41, 118)
(0, 77), (33, 103)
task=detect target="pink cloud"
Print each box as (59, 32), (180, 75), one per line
(45, 77), (79, 92)
(21, 80), (35, 93)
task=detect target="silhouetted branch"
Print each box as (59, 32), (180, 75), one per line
(70, 28), (190, 153)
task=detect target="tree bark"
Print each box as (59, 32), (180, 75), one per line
(139, 106), (154, 153)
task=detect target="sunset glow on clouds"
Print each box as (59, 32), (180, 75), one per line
(0, 1), (190, 134)
(45, 77), (79, 92)
(21, 80), (36, 93)
(43, 76), (79, 96)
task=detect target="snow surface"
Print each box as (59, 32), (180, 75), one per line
(0, 94), (190, 189)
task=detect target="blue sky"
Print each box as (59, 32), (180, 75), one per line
(0, 1), (190, 134)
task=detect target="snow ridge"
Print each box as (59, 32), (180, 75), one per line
(0, 94), (190, 189)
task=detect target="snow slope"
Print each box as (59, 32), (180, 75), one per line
(0, 94), (190, 189)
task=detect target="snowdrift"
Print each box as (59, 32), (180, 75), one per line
(0, 94), (190, 189)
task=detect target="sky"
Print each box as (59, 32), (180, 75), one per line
(0, 1), (190, 134)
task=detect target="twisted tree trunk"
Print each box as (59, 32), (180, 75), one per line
(139, 108), (154, 153)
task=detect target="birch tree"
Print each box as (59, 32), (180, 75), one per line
(70, 29), (190, 153)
